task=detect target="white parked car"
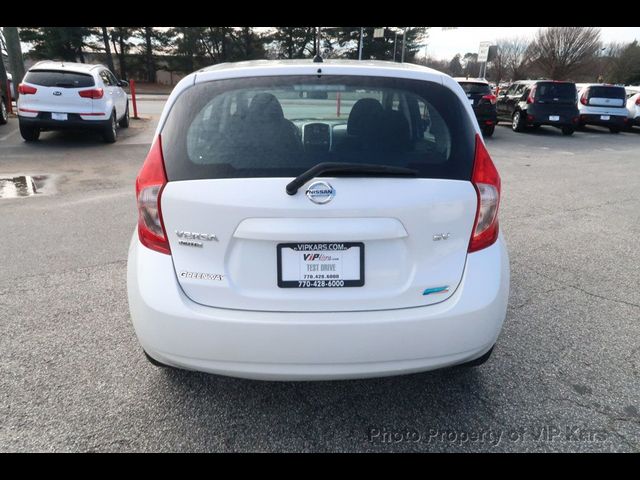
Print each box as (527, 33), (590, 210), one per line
(16, 61), (129, 142)
(127, 59), (510, 380)
(625, 87), (640, 129)
(576, 83), (630, 133)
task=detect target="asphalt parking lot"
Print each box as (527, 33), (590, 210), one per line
(0, 101), (639, 452)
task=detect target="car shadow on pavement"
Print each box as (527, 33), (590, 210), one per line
(18, 124), (146, 147)
(496, 124), (577, 137)
(151, 363), (497, 451)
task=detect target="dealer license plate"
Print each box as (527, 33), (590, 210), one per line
(277, 242), (364, 288)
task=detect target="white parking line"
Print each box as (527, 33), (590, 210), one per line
(0, 127), (19, 142)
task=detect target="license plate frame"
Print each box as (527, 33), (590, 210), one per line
(277, 242), (365, 288)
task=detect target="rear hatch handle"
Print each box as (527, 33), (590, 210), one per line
(286, 162), (418, 196)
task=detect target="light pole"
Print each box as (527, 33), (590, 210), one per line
(393, 31), (398, 62)
(358, 27), (364, 60)
(401, 28), (407, 63)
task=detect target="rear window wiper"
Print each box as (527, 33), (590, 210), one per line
(286, 162), (418, 195)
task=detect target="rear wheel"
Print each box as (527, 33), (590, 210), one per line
(482, 124), (495, 137)
(118, 102), (130, 128)
(103, 112), (117, 143)
(19, 122), (40, 142)
(460, 346), (495, 368)
(561, 126), (574, 136)
(512, 111), (525, 132)
(144, 350), (171, 368)
(0, 98), (8, 125)
(609, 127), (620, 134)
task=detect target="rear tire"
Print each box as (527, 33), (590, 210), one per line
(460, 346), (495, 368)
(103, 112), (117, 143)
(144, 350), (170, 368)
(609, 127), (620, 134)
(118, 102), (130, 128)
(561, 126), (575, 136)
(512, 111), (525, 132)
(0, 98), (8, 125)
(482, 125), (495, 137)
(19, 122), (40, 142)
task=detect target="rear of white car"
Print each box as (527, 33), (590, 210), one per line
(127, 60), (510, 380)
(17, 61), (129, 142)
(625, 90), (640, 129)
(577, 84), (630, 133)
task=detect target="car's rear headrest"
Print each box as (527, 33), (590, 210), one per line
(347, 98), (384, 137)
(248, 93), (285, 122)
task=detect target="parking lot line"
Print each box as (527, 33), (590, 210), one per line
(0, 125), (19, 142)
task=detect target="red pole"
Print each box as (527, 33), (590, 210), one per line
(336, 91), (341, 118)
(130, 79), (139, 119)
(6, 79), (14, 115)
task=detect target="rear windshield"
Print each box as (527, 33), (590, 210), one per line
(24, 70), (95, 88)
(535, 82), (576, 101)
(458, 82), (492, 95)
(588, 86), (626, 100)
(161, 75), (476, 181)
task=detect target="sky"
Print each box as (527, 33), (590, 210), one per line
(423, 27), (640, 60)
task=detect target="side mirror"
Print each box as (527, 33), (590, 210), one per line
(117, 80), (129, 88)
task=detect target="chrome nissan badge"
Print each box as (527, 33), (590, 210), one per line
(305, 181), (335, 204)
(53, 91), (62, 96)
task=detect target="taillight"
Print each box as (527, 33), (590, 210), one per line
(580, 92), (588, 105)
(635, 96), (640, 106)
(482, 94), (497, 105)
(526, 86), (536, 104)
(78, 88), (104, 99)
(136, 136), (170, 255)
(18, 83), (37, 95)
(468, 134), (501, 253)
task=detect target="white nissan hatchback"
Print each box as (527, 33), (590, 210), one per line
(127, 60), (510, 380)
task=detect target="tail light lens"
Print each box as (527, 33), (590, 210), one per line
(136, 136), (170, 255)
(635, 96), (640, 106)
(580, 92), (588, 105)
(526, 86), (536, 104)
(18, 83), (37, 95)
(482, 94), (497, 105)
(468, 134), (501, 253)
(78, 88), (104, 99)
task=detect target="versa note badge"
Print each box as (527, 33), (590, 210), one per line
(305, 181), (335, 204)
(176, 230), (218, 248)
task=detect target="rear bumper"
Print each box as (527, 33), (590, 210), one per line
(127, 233), (510, 381)
(579, 113), (628, 128)
(18, 113), (110, 130)
(475, 112), (498, 126)
(527, 114), (576, 128)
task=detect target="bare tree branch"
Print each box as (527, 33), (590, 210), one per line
(529, 27), (601, 80)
